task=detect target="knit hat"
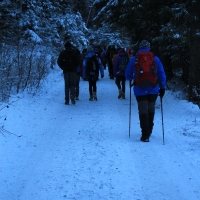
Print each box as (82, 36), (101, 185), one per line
(139, 40), (150, 49)
(87, 46), (93, 52)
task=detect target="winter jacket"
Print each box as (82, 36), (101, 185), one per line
(113, 49), (129, 77)
(125, 48), (166, 96)
(57, 48), (79, 73)
(82, 52), (104, 79)
(76, 63), (82, 76)
(106, 47), (116, 64)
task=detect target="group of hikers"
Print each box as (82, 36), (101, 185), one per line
(57, 40), (166, 142)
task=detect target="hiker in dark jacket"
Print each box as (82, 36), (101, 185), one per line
(75, 48), (82, 100)
(57, 42), (79, 105)
(82, 46), (104, 101)
(106, 45), (116, 79)
(113, 48), (129, 99)
(125, 40), (166, 142)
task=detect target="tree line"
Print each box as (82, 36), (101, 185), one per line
(93, 0), (200, 104)
(0, 0), (200, 104)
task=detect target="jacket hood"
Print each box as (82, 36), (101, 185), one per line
(136, 48), (150, 55)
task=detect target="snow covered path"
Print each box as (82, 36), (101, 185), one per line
(1, 67), (200, 200)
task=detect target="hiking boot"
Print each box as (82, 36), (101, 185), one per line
(93, 92), (97, 100)
(118, 89), (123, 99)
(122, 92), (125, 99)
(70, 95), (76, 105)
(140, 136), (149, 142)
(65, 101), (69, 105)
(89, 95), (93, 101)
(149, 112), (155, 137)
(76, 96), (79, 100)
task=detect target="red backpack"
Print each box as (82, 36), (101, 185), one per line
(135, 52), (157, 87)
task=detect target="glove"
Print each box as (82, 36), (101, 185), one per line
(159, 88), (165, 98)
(101, 74), (104, 78)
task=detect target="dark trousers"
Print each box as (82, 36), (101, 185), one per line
(108, 60), (113, 78)
(64, 72), (76, 103)
(136, 94), (158, 138)
(115, 75), (126, 93)
(75, 75), (80, 98)
(88, 75), (97, 95)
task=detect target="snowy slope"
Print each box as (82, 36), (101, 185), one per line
(0, 66), (200, 200)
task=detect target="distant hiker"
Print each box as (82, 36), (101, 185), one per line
(125, 40), (166, 142)
(76, 48), (87, 100)
(96, 46), (105, 68)
(112, 49), (119, 65)
(127, 48), (134, 59)
(106, 45), (116, 79)
(82, 46), (104, 101)
(94, 46), (104, 80)
(75, 48), (82, 100)
(57, 42), (80, 105)
(113, 48), (129, 99)
(101, 46), (107, 69)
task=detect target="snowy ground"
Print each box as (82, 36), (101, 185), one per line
(1, 66), (200, 200)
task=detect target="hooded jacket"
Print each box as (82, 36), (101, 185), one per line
(125, 48), (166, 96)
(82, 51), (104, 79)
(113, 48), (129, 77)
(57, 46), (79, 73)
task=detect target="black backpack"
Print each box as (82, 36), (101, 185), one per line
(86, 55), (99, 73)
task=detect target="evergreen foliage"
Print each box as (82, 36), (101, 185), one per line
(93, 0), (200, 103)
(0, 0), (200, 103)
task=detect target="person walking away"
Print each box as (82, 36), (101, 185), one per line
(82, 46), (104, 101)
(127, 48), (134, 59)
(75, 48), (82, 100)
(112, 49), (119, 66)
(125, 40), (166, 142)
(129, 49), (134, 59)
(76, 48), (87, 100)
(94, 46), (104, 80)
(57, 42), (79, 105)
(106, 45), (116, 79)
(101, 46), (107, 70)
(113, 48), (129, 99)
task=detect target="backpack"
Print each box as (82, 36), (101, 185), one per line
(135, 52), (157, 87)
(118, 55), (130, 71)
(86, 55), (99, 73)
(64, 50), (78, 71)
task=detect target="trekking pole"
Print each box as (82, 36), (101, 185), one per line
(129, 80), (132, 138)
(160, 97), (165, 145)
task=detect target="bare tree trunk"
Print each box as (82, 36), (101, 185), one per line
(189, 0), (200, 102)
